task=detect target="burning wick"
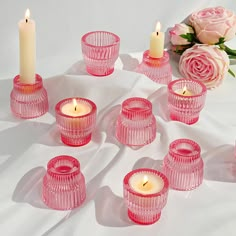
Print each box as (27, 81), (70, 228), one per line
(73, 99), (77, 112)
(182, 85), (187, 95)
(142, 175), (148, 187)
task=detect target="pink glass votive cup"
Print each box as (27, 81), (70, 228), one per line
(55, 97), (97, 146)
(81, 31), (120, 76)
(42, 155), (86, 210)
(123, 168), (169, 225)
(10, 74), (49, 119)
(168, 78), (207, 124)
(136, 50), (172, 84)
(116, 97), (156, 146)
(162, 139), (203, 191)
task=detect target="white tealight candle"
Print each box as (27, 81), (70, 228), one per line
(175, 85), (194, 96)
(61, 99), (91, 117)
(129, 172), (164, 195)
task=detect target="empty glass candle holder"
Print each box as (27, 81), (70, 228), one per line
(115, 97), (156, 146)
(168, 78), (207, 124)
(42, 155), (86, 210)
(55, 97), (97, 146)
(10, 74), (49, 119)
(135, 50), (172, 84)
(162, 139), (203, 191)
(123, 168), (169, 225)
(81, 31), (120, 76)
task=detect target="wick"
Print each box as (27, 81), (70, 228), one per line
(156, 31), (159, 36)
(26, 18), (28, 23)
(74, 106), (77, 111)
(182, 90), (186, 95)
(143, 181), (148, 187)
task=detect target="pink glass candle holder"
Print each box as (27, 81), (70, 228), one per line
(168, 78), (207, 124)
(10, 74), (49, 119)
(42, 155), (86, 210)
(123, 168), (169, 225)
(135, 50), (172, 84)
(81, 31), (120, 76)
(162, 139), (203, 191)
(55, 97), (97, 146)
(115, 97), (156, 146)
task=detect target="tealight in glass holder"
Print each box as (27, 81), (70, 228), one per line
(135, 50), (172, 84)
(55, 97), (97, 146)
(168, 78), (207, 124)
(42, 155), (86, 210)
(115, 97), (156, 146)
(81, 31), (120, 76)
(162, 139), (203, 191)
(10, 74), (49, 119)
(123, 168), (169, 225)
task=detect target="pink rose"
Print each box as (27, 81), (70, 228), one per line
(189, 6), (236, 44)
(169, 23), (194, 45)
(179, 44), (229, 89)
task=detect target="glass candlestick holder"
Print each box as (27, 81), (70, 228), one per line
(55, 97), (97, 146)
(168, 78), (207, 124)
(42, 155), (86, 210)
(10, 74), (49, 119)
(115, 97), (156, 146)
(135, 50), (172, 84)
(81, 31), (120, 76)
(123, 168), (169, 225)
(162, 139), (203, 191)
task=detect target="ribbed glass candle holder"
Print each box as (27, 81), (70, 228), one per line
(168, 78), (207, 124)
(162, 139), (204, 191)
(135, 50), (172, 84)
(123, 168), (169, 225)
(10, 74), (49, 119)
(42, 155), (86, 210)
(81, 31), (120, 76)
(55, 97), (97, 146)
(116, 97), (156, 146)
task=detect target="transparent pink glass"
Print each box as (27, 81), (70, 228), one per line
(10, 74), (49, 119)
(162, 139), (203, 191)
(123, 168), (169, 225)
(81, 31), (120, 76)
(168, 78), (207, 124)
(116, 97), (156, 146)
(135, 50), (172, 84)
(55, 98), (97, 146)
(42, 155), (86, 210)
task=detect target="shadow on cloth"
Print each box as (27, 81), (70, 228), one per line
(204, 144), (236, 182)
(94, 186), (132, 227)
(12, 166), (47, 209)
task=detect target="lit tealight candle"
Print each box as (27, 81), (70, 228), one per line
(18, 9), (36, 84)
(149, 21), (165, 58)
(129, 172), (164, 195)
(61, 98), (91, 117)
(175, 85), (194, 96)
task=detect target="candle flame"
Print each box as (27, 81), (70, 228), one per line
(73, 99), (77, 111)
(142, 175), (149, 187)
(182, 85), (187, 95)
(155, 21), (161, 32)
(25, 8), (30, 20)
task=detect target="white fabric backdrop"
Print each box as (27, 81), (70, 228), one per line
(0, 0), (236, 236)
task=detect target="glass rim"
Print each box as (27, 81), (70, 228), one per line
(81, 31), (120, 48)
(168, 78), (207, 98)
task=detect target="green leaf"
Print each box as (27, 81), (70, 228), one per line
(219, 43), (236, 56)
(180, 33), (195, 42)
(228, 68), (235, 77)
(216, 37), (225, 45)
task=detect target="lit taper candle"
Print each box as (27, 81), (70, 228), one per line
(18, 9), (36, 84)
